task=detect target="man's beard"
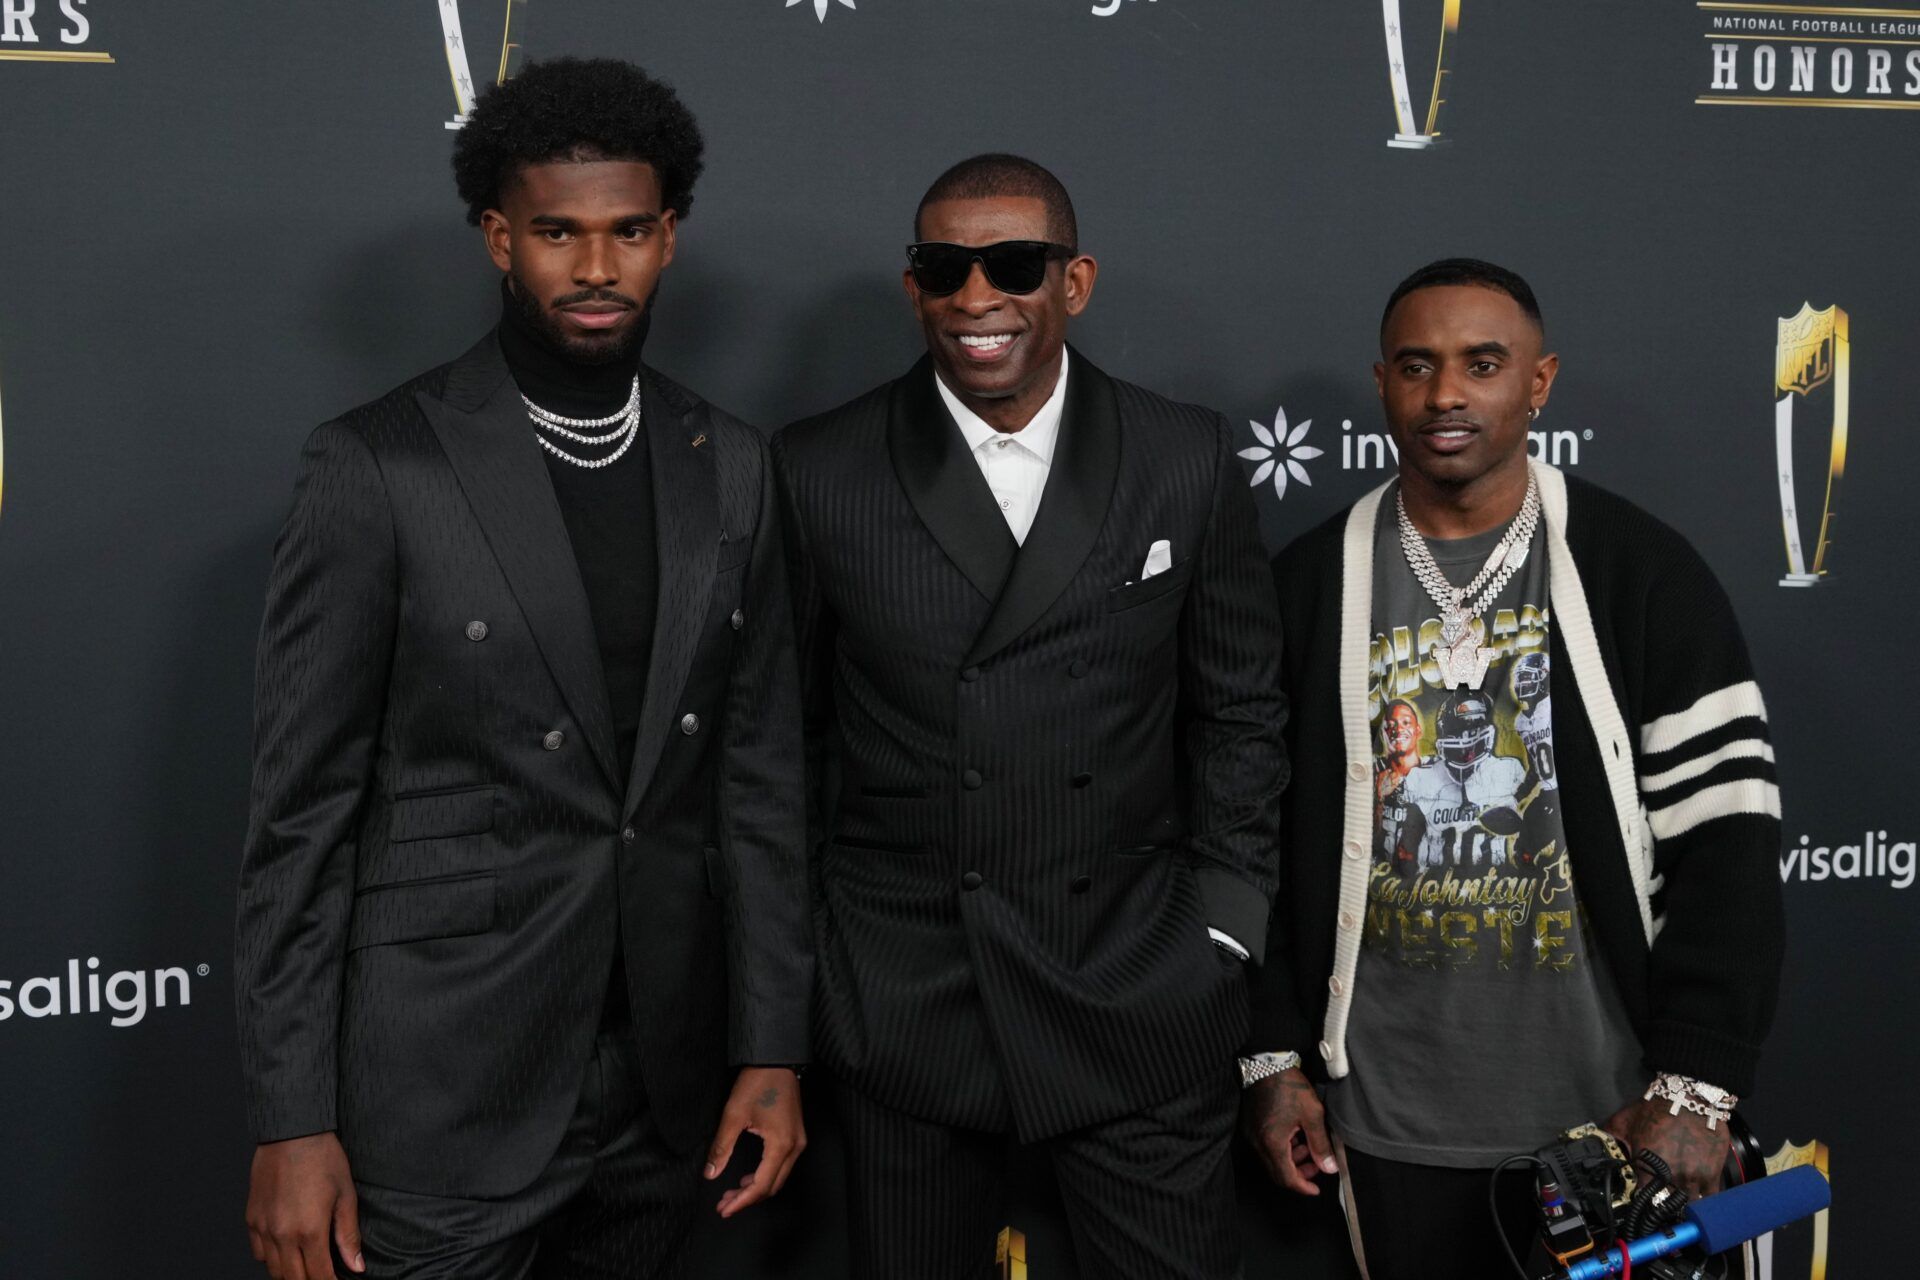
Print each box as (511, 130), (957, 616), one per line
(507, 271), (655, 367)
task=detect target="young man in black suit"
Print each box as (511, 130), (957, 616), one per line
(773, 154), (1288, 1279)
(235, 59), (810, 1280)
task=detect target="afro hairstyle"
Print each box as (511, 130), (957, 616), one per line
(451, 57), (705, 226)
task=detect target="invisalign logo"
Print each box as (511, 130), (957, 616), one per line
(0, 958), (206, 1028)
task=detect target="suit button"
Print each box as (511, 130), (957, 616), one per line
(1070, 772), (1093, 789)
(465, 620), (488, 642)
(731, 609), (745, 631)
(961, 871), (984, 891)
(680, 713), (700, 736)
(961, 666), (981, 682)
(1070, 875), (1091, 894)
(542, 730), (565, 750)
(1068, 659), (1089, 678)
(962, 769), (983, 790)
(621, 827), (637, 845)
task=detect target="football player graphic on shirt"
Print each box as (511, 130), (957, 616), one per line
(1375, 699), (1427, 868)
(1400, 690), (1526, 872)
(1510, 650), (1555, 794)
(1376, 699), (1425, 801)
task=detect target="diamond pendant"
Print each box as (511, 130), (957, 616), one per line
(1435, 627), (1492, 690)
(1439, 605), (1469, 646)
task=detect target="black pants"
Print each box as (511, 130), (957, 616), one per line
(354, 1029), (706, 1279)
(1338, 1145), (1541, 1280)
(838, 1068), (1242, 1280)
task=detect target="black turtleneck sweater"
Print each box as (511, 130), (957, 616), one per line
(497, 286), (656, 1033)
(496, 286), (658, 786)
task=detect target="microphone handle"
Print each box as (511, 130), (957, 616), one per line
(1563, 1222), (1702, 1280)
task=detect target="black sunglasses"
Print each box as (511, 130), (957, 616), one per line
(906, 240), (1073, 297)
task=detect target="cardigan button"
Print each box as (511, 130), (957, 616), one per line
(1339, 910), (1358, 930)
(1347, 763), (1366, 782)
(1318, 1040), (1335, 1061)
(1343, 840), (1363, 861)
(1329, 976), (1345, 996)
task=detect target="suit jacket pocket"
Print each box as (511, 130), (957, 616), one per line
(715, 536), (753, 574)
(388, 784), (495, 842)
(348, 871), (497, 951)
(1105, 558), (1194, 613)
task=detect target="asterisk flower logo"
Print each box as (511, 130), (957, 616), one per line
(788, 0), (855, 20)
(1239, 406), (1322, 502)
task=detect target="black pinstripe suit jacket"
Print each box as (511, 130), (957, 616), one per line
(773, 351), (1286, 1140)
(234, 333), (811, 1199)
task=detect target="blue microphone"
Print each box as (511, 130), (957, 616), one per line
(1563, 1165), (1829, 1280)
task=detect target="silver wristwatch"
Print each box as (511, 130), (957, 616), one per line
(1238, 1050), (1302, 1089)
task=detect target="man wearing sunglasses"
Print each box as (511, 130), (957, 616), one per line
(772, 154), (1287, 1279)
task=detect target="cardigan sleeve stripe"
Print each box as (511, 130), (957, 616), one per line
(1641, 736), (1776, 793)
(1648, 776), (1783, 841)
(1640, 680), (1768, 755)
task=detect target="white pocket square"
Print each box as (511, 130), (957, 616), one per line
(1140, 539), (1173, 579)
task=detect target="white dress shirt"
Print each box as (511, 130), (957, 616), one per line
(933, 351), (1250, 963)
(934, 348), (1070, 547)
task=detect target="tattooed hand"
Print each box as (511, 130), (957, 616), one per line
(1241, 1067), (1339, 1196)
(1603, 1096), (1730, 1200)
(706, 1067), (807, 1218)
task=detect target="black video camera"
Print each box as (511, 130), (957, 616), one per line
(1507, 1117), (1768, 1280)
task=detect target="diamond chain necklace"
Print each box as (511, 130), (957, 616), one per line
(1395, 472), (1541, 690)
(524, 376), (642, 469)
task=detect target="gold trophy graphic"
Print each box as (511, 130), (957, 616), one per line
(437, 0), (532, 130)
(1759, 1139), (1832, 1280)
(1382, 0), (1462, 148)
(1773, 304), (1850, 587)
(996, 1226), (1028, 1280)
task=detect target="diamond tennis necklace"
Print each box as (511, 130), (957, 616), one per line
(524, 375), (642, 469)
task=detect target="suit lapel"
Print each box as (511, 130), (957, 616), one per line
(964, 349), (1121, 666)
(418, 333), (620, 789)
(887, 358), (1019, 605)
(622, 369), (717, 822)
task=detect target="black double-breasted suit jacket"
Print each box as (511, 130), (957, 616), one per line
(234, 333), (810, 1200)
(772, 350), (1287, 1140)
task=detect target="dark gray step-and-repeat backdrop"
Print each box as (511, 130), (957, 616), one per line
(1, 1), (1910, 1275)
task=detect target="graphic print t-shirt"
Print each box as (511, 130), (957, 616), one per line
(1325, 489), (1644, 1168)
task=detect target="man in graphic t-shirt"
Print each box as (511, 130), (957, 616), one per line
(1241, 259), (1785, 1280)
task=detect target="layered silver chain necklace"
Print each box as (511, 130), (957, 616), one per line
(1395, 473), (1541, 690)
(523, 375), (642, 469)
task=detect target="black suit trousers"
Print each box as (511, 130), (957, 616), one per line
(837, 1060), (1243, 1280)
(355, 1029), (705, 1279)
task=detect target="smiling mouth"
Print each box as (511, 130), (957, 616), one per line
(954, 332), (1018, 362)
